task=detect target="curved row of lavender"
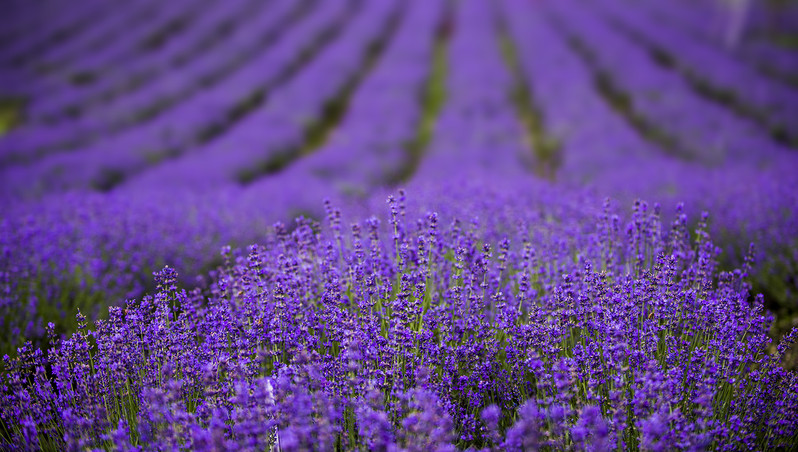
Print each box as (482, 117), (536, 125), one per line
(1, 0), (313, 168)
(3, 187), (797, 449)
(593, 0), (798, 147)
(1, 0), (798, 449)
(630, 0), (798, 81)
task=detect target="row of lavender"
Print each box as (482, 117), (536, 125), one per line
(2, 182), (797, 449)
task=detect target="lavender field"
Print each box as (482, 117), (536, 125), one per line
(1, 0), (798, 449)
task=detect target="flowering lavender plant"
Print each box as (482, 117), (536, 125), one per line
(2, 196), (795, 450)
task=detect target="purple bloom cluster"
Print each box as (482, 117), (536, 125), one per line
(1, 193), (796, 450)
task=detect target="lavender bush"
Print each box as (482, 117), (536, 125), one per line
(2, 193), (796, 450)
